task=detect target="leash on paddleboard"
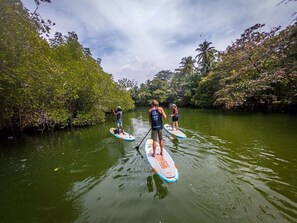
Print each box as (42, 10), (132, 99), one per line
(134, 128), (151, 150)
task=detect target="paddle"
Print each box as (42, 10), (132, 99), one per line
(134, 128), (151, 150)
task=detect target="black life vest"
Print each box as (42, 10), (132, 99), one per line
(150, 108), (163, 130)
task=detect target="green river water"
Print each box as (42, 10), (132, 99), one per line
(0, 108), (296, 223)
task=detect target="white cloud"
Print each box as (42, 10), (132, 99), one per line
(22, 0), (296, 83)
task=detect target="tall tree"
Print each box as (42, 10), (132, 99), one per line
(0, 0), (135, 136)
(195, 40), (216, 76)
(177, 57), (196, 76)
(117, 78), (137, 90)
(170, 57), (197, 106)
(214, 23), (296, 110)
(154, 70), (173, 82)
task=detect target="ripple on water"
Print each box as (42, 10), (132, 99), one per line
(168, 128), (297, 223)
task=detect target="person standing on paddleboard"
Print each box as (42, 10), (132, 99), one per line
(171, 104), (179, 131)
(149, 100), (167, 157)
(113, 106), (124, 134)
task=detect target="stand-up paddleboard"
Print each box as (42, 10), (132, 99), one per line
(144, 139), (179, 183)
(164, 124), (187, 139)
(110, 128), (135, 141)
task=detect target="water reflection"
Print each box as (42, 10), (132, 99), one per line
(152, 173), (169, 199)
(1, 108), (297, 223)
(146, 175), (153, 193)
(146, 174), (169, 199)
(180, 126), (297, 222)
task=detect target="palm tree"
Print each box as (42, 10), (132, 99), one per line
(178, 56), (196, 76)
(195, 40), (216, 76)
(171, 56), (197, 106)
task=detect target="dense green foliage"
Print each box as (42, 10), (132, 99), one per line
(0, 0), (296, 137)
(132, 21), (297, 111)
(0, 0), (134, 135)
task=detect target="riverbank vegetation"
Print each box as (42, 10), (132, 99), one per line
(0, 0), (296, 138)
(0, 0), (134, 137)
(129, 21), (297, 111)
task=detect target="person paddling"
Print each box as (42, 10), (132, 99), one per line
(148, 100), (167, 157)
(113, 106), (124, 134)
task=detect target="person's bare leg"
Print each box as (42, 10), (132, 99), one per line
(176, 122), (179, 131)
(152, 140), (156, 157)
(160, 139), (164, 156)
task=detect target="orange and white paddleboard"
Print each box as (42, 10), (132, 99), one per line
(144, 139), (179, 182)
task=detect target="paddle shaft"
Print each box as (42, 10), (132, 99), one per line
(135, 128), (151, 150)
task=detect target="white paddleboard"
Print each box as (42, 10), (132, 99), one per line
(144, 138), (179, 183)
(164, 124), (187, 139)
(110, 128), (135, 141)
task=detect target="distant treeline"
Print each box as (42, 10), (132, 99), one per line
(124, 15), (297, 111)
(1, 0), (296, 138)
(0, 0), (134, 136)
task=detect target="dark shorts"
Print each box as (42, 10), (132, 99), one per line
(116, 119), (122, 127)
(172, 115), (179, 122)
(151, 129), (163, 141)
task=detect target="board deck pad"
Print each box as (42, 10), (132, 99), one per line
(144, 139), (179, 182)
(110, 128), (135, 141)
(164, 124), (187, 139)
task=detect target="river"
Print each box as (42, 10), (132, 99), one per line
(0, 107), (296, 223)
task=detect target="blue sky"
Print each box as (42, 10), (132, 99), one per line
(22, 0), (296, 84)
